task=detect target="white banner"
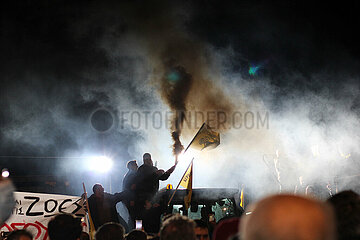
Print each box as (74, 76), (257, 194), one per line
(0, 192), (88, 240)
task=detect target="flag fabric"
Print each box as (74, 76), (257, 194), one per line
(187, 123), (220, 151)
(179, 160), (193, 209)
(169, 123), (220, 207)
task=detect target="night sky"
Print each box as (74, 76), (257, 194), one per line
(1, 0), (360, 196)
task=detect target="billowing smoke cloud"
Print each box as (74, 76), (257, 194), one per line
(1, 1), (360, 202)
(116, 1), (237, 156)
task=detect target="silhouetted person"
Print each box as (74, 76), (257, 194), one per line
(0, 177), (15, 226)
(88, 184), (126, 230)
(95, 222), (125, 240)
(7, 230), (33, 240)
(327, 190), (360, 240)
(135, 153), (176, 233)
(194, 220), (209, 240)
(200, 207), (215, 236)
(160, 214), (196, 240)
(241, 194), (336, 240)
(212, 217), (240, 240)
(135, 153), (176, 201)
(48, 213), (82, 240)
(126, 230), (147, 240)
(123, 160), (138, 192)
(80, 232), (90, 240)
(123, 160), (138, 229)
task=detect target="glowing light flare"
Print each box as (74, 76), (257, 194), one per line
(249, 65), (261, 76)
(88, 156), (113, 173)
(1, 169), (10, 178)
(176, 149), (196, 165)
(173, 150), (196, 177)
(177, 150), (186, 162)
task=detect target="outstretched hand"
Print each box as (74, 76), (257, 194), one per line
(167, 164), (176, 174)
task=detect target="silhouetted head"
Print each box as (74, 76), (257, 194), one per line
(327, 190), (360, 240)
(95, 222), (125, 240)
(7, 229), (33, 240)
(160, 214), (196, 240)
(194, 220), (209, 240)
(48, 214), (82, 240)
(241, 194), (335, 240)
(126, 230), (147, 240)
(143, 153), (153, 166)
(126, 160), (138, 171)
(80, 232), (90, 240)
(93, 184), (104, 198)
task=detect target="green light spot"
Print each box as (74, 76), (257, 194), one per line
(167, 72), (180, 83)
(249, 65), (260, 76)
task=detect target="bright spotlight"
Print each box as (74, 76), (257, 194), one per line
(1, 169), (10, 178)
(88, 156), (113, 173)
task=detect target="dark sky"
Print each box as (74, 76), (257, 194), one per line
(1, 0), (360, 194)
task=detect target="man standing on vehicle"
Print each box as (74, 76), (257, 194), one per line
(134, 153), (176, 233)
(123, 160), (138, 229)
(88, 184), (126, 230)
(135, 153), (176, 202)
(123, 160), (138, 192)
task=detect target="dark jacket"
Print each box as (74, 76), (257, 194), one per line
(135, 164), (172, 201)
(88, 192), (124, 230)
(123, 170), (137, 192)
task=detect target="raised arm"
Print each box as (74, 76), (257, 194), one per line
(158, 164), (176, 181)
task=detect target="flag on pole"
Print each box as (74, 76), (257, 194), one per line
(168, 123), (220, 207)
(185, 123), (220, 152)
(179, 159), (193, 209)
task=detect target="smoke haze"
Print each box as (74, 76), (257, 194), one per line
(1, 1), (360, 201)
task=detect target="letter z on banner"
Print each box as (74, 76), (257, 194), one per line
(0, 192), (88, 240)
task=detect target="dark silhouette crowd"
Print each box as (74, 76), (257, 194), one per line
(1, 163), (360, 240)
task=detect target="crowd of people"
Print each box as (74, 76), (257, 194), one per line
(1, 154), (360, 240)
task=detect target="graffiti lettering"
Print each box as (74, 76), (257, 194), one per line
(25, 197), (43, 216)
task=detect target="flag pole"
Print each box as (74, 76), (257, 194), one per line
(82, 183), (96, 240)
(167, 157), (194, 206)
(183, 123), (205, 154)
(168, 123), (206, 205)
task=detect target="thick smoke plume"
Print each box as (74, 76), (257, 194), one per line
(119, 1), (237, 156)
(161, 63), (192, 155)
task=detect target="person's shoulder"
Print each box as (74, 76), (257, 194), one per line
(138, 164), (153, 171)
(138, 164), (146, 170)
(88, 194), (95, 201)
(104, 192), (114, 198)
